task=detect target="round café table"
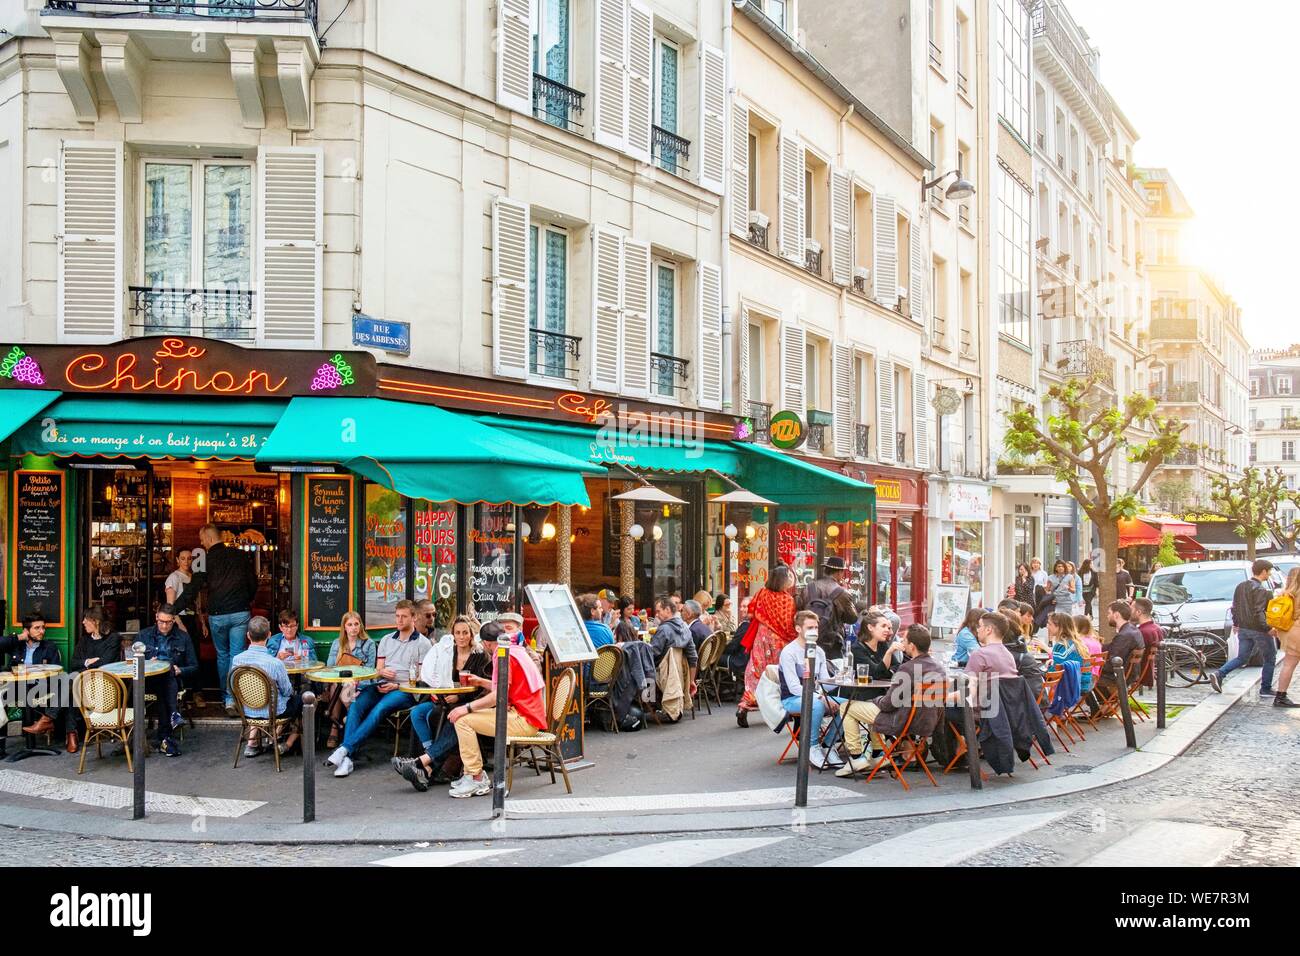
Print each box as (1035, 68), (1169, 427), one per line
(101, 660), (171, 680)
(305, 667), (379, 684)
(283, 660), (325, 676)
(0, 665), (64, 762)
(394, 685), (477, 754)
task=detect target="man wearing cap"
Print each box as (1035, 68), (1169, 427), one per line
(596, 590), (618, 629)
(801, 556), (859, 657)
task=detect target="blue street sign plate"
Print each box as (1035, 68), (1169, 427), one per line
(352, 314), (411, 354)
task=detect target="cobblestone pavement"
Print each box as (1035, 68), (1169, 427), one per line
(1, 694), (1293, 866)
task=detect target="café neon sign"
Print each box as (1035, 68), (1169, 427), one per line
(65, 338), (289, 395)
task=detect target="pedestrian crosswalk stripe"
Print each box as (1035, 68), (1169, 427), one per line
(507, 786), (857, 815)
(817, 811), (1067, 867)
(1079, 821), (1245, 867)
(0, 768), (263, 818)
(568, 837), (788, 867)
(372, 848), (524, 867)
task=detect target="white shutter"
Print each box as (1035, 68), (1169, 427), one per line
(257, 146), (322, 347)
(778, 133), (805, 263)
(730, 101), (751, 237)
(491, 197), (530, 380)
(876, 357), (896, 463)
(696, 261), (723, 409)
(621, 237), (652, 398)
(829, 167), (853, 286)
(625, 1), (653, 163)
(594, 0), (628, 151)
(57, 140), (122, 342)
(873, 194), (898, 309)
(909, 218), (925, 323)
(736, 305), (751, 411)
(833, 343), (853, 456)
(590, 228), (623, 392)
(698, 43), (726, 194)
(779, 322), (805, 413)
(913, 370), (931, 469)
(496, 0), (533, 115)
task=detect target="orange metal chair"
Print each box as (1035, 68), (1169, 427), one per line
(863, 680), (943, 791)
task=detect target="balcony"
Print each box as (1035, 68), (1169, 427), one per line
(1055, 339), (1114, 387)
(42, 0), (318, 129)
(528, 328), (582, 382)
(1031, 0), (1108, 141)
(804, 245), (823, 278)
(896, 432), (907, 463)
(805, 424), (826, 453)
(1251, 417), (1300, 432)
(650, 352), (690, 396)
(854, 423), (871, 459)
(1164, 448), (1200, 467)
(1151, 382), (1199, 404)
(130, 286), (255, 342)
(652, 126), (690, 177)
(747, 220), (770, 251)
(958, 203), (971, 228)
(1149, 301), (1198, 343)
(748, 401), (772, 443)
(957, 70), (969, 95)
(532, 74), (584, 133)
(960, 328), (973, 357)
(928, 40), (942, 70)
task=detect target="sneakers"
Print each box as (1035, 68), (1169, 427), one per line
(448, 772), (492, 798)
(224, 703), (239, 718)
(822, 748), (845, 768)
(333, 756), (354, 778)
(1207, 672), (1223, 693)
(834, 753), (874, 777)
(243, 743), (263, 758)
(1259, 688), (1277, 698)
(159, 738), (181, 758)
(392, 756), (430, 792)
(1273, 692), (1300, 709)
(325, 745), (348, 768)
(170, 710), (184, 730)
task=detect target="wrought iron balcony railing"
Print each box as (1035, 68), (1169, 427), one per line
(805, 423), (826, 453)
(44, 0), (318, 27)
(1057, 339), (1114, 386)
(804, 247), (823, 277)
(1151, 382), (1199, 404)
(1032, 0), (1102, 116)
(528, 327), (582, 381)
(650, 352), (690, 396)
(129, 286), (255, 341)
(748, 221), (769, 250)
(1164, 448), (1199, 466)
(854, 423), (871, 459)
(748, 401), (772, 443)
(652, 125), (690, 177)
(532, 73), (584, 132)
(896, 432), (907, 463)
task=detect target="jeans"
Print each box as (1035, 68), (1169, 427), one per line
(1218, 628), (1277, 692)
(210, 611), (251, 706)
(144, 671), (180, 742)
(780, 694), (843, 752)
(410, 700), (458, 764)
(341, 686), (415, 753)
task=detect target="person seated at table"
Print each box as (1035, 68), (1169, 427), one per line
(230, 615), (301, 757)
(415, 598), (439, 640)
(650, 595), (698, 720)
(578, 593), (616, 649)
(1088, 601), (1144, 715)
(596, 589), (619, 629)
(835, 625), (944, 777)
(71, 606), (123, 674)
(951, 608), (983, 666)
(267, 609), (318, 662)
(692, 590), (716, 629)
(321, 611), (376, 749)
(136, 603), (199, 757)
(851, 610), (904, 684)
(444, 621), (547, 798)
(683, 600), (712, 649)
(614, 597), (642, 644)
(712, 594), (736, 634)
(1073, 614), (1103, 684)
(778, 611), (843, 768)
(965, 613), (1020, 683)
(393, 615), (491, 791)
(1047, 611), (1093, 694)
(0, 614), (67, 752)
(326, 599), (431, 777)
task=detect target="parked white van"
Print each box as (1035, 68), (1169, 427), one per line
(1145, 560), (1282, 639)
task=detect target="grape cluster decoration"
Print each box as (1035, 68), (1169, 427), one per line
(0, 346), (45, 386)
(310, 353), (356, 391)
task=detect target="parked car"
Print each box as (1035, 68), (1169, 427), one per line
(1147, 559), (1281, 633)
(1267, 554), (1300, 582)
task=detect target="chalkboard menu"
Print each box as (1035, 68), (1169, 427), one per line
(469, 503), (517, 621)
(545, 652), (586, 763)
(13, 470), (65, 627)
(302, 475), (354, 631)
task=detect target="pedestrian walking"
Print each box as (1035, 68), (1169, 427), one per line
(1079, 558), (1098, 619)
(1270, 568), (1300, 709)
(1209, 559), (1276, 696)
(736, 565), (797, 726)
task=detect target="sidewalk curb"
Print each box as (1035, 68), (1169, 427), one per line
(0, 670), (1261, 846)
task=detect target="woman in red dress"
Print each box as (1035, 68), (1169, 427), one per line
(737, 565), (797, 726)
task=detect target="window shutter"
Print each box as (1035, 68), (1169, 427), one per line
(730, 101), (750, 237)
(696, 261), (723, 410)
(779, 322), (805, 413)
(778, 133), (805, 263)
(736, 304), (750, 412)
(876, 357), (896, 463)
(913, 370), (931, 469)
(57, 140), (122, 342)
(909, 219), (925, 323)
(590, 227), (623, 392)
(625, 1), (653, 163)
(491, 196), (530, 380)
(698, 43), (726, 194)
(593, 0), (628, 151)
(496, 0), (533, 115)
(621, 237), (652, 398)
(257, 145), (322, 347)
(873, 195), (898, 309)
(829, 167), (853, 286)
(833, 342), (853, 456)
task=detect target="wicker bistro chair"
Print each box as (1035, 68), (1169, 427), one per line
(585, 644), (624, 733)
(506, 666), (579, 794)
(229, 665), (288, 772)
(694, 632), (725, 713)
(74, 669), (134, 775)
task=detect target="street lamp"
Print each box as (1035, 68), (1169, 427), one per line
(921, 169), (975, 202)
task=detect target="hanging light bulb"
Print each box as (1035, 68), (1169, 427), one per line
(569, 533), (577, 543)
(628, 523), (645, 541)
(197, 491), (205, 507)
(652, 524), (663, 542)
(541, 521), (557, 540)
(827, 524), (840, 538)
(520, 521), (532, 541)
(745, 524), (757, 540)
(724, 523), (738, 539)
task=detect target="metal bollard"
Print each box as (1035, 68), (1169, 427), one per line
(491, 644), (509, 818)
(132, 648), (146, 820)
(302, 691), (316, 823)
(794, 636), (816, 809)
(1155, 643), (1166, 730)
(958, 672), (983, 791)
(1113, 655), (1137, 749)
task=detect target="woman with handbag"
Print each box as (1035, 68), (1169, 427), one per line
(736, 565), (797, 726)
(320, 611), (376, 750)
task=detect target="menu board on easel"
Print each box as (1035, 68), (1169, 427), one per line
(302, 475), (354, 631)
(12, 470), (65, 627)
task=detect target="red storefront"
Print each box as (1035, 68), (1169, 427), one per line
(840, 463), (928, 626)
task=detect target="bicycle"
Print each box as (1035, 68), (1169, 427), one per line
(1159, 604), (1229, 688)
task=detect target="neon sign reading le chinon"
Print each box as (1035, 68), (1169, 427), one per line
(65, 339), (289, 395)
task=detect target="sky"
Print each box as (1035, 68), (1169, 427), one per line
(1067, 0), (1291, 349)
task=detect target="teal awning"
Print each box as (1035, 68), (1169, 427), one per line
(476, 416), (746, 475)
(10, 396), (285, 459)
(735, 443), (875, 518)
(258, 397), (602, 506)
(0, 389), (60, 444)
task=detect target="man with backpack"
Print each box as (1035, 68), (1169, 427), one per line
(801, 556), (859, 658)
(1210, 559), (1277, 696)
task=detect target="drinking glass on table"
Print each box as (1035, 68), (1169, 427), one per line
(856, 665), (870, 686)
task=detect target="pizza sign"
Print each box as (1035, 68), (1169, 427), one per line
(768, 411), (805, 449)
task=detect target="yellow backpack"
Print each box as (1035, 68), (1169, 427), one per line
(1266, 593), (1295, 632)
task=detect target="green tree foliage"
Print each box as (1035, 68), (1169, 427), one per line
(1207, 466), (1290, 561)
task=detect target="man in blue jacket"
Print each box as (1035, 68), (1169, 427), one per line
(135, 603), (198, 757)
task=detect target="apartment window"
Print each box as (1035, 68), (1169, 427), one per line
(747, 131), (758, 213)
(853, 355), (870, 424)
(1085, 146), (1095, 199)
(928, 0), (941, 66)
(997, 164), (1031, 343)
(804, 166), (814, 240)
(653, 35), (681, 174)
(852, 184), (873, 289)
(1069, 127), (1080, 182)
(1157, 229), (1177, 264)
(1037, 183), (1050, 244)
(955, 11), (969, 89)
(140, 159), (253, 339)
(1033, 83), (1046, 147)
(767, 0), (788, 32)
(531, 0), (570, 84)
(528, 223), (568, 378)
(1120, 206), (1129, 261)
(1053, 109), (1065, 167)
(805, 338), (820, 410)
(1249, 442), (1256, 463)
(960, 268), (974, 349)
(996, 0), (1030, 141)
(1284, 441), (1296, 463)
(929, 124), (941, 168)
(932, 257), (947, 335)
(747, 321), (764, 404)
(1250, 379), (1260, 397)
(652, 261), (678, 398)
(1280, 377), (1294, 395)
